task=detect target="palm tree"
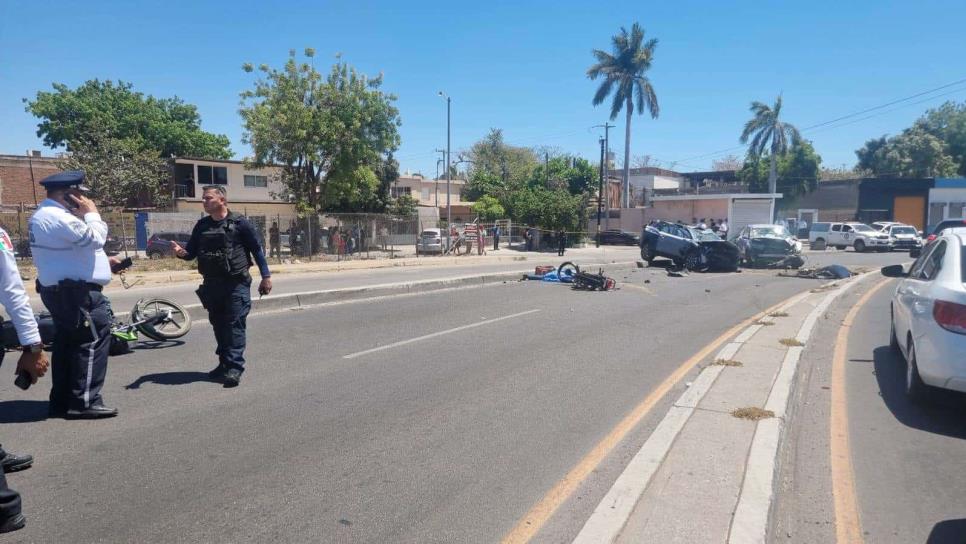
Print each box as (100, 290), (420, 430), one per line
(739, 95), (801, 194)
(587, 23), (659, 208)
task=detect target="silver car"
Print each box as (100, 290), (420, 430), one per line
(882, 227), (966, 401)
(416, 228), (444, 255)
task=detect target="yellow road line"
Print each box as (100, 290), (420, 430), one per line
(500, 293), (806, 544)
(830, 278), (891, 544)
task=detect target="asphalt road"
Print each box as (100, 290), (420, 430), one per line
(773, 275), (966, 543)
(0, 250), (905, 543)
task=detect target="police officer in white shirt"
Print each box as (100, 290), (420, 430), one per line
(29, 171), (119, 419)
(0, 225), (50, 534)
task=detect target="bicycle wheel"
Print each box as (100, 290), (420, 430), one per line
(557, 261), (580, 278)
(131, 298), (192, 341)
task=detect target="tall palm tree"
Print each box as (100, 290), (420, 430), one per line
(587, 23), (659, 208)
(739, 95), (801, 194)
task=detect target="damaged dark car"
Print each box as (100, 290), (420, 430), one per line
(639, 221), (740, 271)
(734, 224), (804, 268)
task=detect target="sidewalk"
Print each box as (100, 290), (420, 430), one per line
(86, 245), (638, 293)
(572, 272), (875, 544)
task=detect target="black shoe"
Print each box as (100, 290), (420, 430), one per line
(208, 364), (228, 380)
(223, 368), (242, 388)
(48, 408), (67, 419)
(65, 405), (118, 420)
(0, 514), (25, 534)
(1, 452), (33, 473)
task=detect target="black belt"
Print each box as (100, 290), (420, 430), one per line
(37, 281), (103, 293)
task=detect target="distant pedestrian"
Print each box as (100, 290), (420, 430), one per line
(557, 229), (567, 257)
(268, 222), (281, 259)
(492, 225), (500, 251)
(719, 219), (729, 239)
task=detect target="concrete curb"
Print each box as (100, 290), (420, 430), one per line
(117, 270), (528, 322)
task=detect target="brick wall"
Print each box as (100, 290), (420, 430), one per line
(0, 155), (61, 206)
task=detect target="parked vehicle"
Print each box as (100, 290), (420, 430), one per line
(146, 232), (191, 259)
(596, 229), (640, 246)
(104, 234), (123, 256)
(639, 221), (740, 271)
(824, 222), (891, 252)
(871, 221), (902, 232)
(926, 218), (966, 243)
(734, 224), (803, 268)
(416, 228), (444, 255)
(879, 223), (922, 252)
(882, 228), (966, 401)
(808, 222), (832, 249)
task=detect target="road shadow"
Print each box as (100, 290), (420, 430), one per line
(873, 346), (966, 440)
(135, 339), (185, 350)
(125, 371), (215, 390)
(0, 400), (51, 423)
(927, 519), (966, 543)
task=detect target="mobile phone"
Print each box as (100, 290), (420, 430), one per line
(14, 370), (31, 390)
(112, 257), (133, 273)
(65, 192), (81, 210)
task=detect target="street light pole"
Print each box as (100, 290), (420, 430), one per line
(438, 91), (452, 252)
(597, 137), (605, 248)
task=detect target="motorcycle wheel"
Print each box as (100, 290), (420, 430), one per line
(557, 261), (580, 278)
(132, 298), (192, 341)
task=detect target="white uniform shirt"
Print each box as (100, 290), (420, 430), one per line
(0, 229), (41, 345)
(29, 199), (111, 287)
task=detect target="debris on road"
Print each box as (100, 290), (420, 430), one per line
(732, 407), (774, 421)
(778, 264), (854, 280)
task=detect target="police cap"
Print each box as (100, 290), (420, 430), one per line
(39, 170), (91, 192)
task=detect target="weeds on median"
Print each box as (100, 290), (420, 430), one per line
(711, 359), (743, 367)
(731, 407), (774, 421)
(768, 311), (789, 318)
(779, 338), (804, 347)
(756, 320), (775, 326)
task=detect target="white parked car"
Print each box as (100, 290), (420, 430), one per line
(879, 223), (923, 252)
(825, 222), (891, 252)
(416, 228), (444, 254)
(883, 227), (966, 401)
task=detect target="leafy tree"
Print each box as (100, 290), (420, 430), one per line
(528, 156), (597, 195)
(587, 22), (660, 207)
(57, 123), (170, 208)
(471, 195), (505, 221)
(915, 101), (966, 175)
(25, 79), (231, 159)
(388, 194), (418, 217)
(740, 95), (801, 194)
(464, 129), (539, 188)
(711, 155), (743, 171)
(855, 127), (956, 177)
(505, 187), (584, 232)
(240, 49), (401, 214)
(738, 139), (821, 200)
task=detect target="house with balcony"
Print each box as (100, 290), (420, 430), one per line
(170, 157), (296, 216)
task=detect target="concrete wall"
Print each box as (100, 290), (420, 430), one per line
(395, 176), (466, 205)
(646, 199), (728, 224)
(173, 158), (286, 204)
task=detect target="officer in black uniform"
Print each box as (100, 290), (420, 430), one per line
(172, 185), (272, 387)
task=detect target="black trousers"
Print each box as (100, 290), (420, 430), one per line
(0, 445), (21, 523)
(197, 278), (252, 372)
(39, 285), (113, 412)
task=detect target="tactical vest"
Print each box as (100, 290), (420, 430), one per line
(197, 213), (252, 278)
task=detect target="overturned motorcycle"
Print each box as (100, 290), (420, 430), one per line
(1, 297), (192, 357)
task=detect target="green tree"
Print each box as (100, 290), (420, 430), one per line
(240, 49), (401, 214)
(464, 129), (539, 197)
(25, 79), (231, 159)
(388, 194), (418, 217)
(587, 22), (659, 207)
(57, 123), (170, 208)
(915, 101), (966, 175)
(855, 127), (956, 177)
(471, 195), (505, 221)
(740, 95), (801, 195)
(738, 139), (821, 200)
(529, 156), (597, 195)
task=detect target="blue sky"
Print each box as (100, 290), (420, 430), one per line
(2, 0), (965, 176)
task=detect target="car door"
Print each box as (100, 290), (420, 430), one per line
(669, 225), (694, 257)
(841, 224), (854, 246)
(895, 241), (945, 355)
(654, 224), (680, 256)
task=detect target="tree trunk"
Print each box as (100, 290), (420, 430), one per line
(768, 152), (778, 195)
(623, 100), (632, 209)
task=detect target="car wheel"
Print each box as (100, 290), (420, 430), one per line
(640, 245), (654, 263)
(812, 238), (827, 251)
(836, 245), (846, 250)
(854, 239), (866, 253)
(905, 341), (928, 403)
(683, 250), (701, 271)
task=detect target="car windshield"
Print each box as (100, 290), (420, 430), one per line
(852, 224), (876, 233)
(893, 226), (917, 235)
(750, 226), (789, 238)
(689, 228), (721, 241)
(420, 231), (439, 237)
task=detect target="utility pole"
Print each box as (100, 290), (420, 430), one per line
(438, 92), (452, 252)
(435, 149), (445, 207)
(597, 137), (605, 248)
(26, 150), (38, 205)
(601, 123), (614, 230)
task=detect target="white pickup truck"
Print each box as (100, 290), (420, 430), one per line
(810, 221), (891, 252)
